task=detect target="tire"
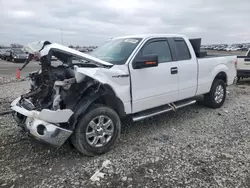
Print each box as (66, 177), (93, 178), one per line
(71, 104), (121, 156)
(203, 79), (226, 109)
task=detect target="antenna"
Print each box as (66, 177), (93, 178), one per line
(60, 28), (64, 45)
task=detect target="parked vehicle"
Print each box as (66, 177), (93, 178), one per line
(0, 49), (5, 59)
(5, 48), (28, 63)
(11, 35), (237, 156)
(236, 49), (250, 81)
(1, 49), (11, 60)
(239, 47), (249, 51)
(230, 47), (241, 52)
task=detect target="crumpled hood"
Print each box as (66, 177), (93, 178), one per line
(22, 41), (113, 66)
(22, 41), (48, 54)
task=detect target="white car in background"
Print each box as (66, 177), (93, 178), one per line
(236, 49), (250, 81)
(231, 47), (241, 51)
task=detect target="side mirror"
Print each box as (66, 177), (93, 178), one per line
(132, 54), (158, 69)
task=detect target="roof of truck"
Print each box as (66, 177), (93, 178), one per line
(114, 33), (186, 39)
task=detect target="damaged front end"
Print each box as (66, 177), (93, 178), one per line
(11, 41), (116, 147)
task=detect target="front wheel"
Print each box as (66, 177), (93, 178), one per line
(71, 104), (121, 156)
(203, 79), (226, 109)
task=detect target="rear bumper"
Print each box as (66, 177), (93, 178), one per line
(237, 69), (250, 78)
(11, 97), (74, 147)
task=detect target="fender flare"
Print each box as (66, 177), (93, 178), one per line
(208, 64), (228, 90)
(70, 87), (126, 129)
(70, 92), (103, 129)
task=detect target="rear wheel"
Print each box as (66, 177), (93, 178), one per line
(203, 79), (226, 109)
(71, 104), (121, 156)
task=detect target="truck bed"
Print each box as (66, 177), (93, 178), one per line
(196, 53), (237, 96)
(189, 38), (235, 59)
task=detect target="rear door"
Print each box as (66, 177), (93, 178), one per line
(129, 38), (179, 113)
(169, 37), (198, 100)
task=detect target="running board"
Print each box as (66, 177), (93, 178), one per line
(132, 99), (196, 122)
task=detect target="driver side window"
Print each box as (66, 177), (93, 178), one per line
(142, 40), (173, 63)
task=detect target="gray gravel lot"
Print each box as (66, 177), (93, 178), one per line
(1, 78), (250, 187)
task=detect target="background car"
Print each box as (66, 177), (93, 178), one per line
(6, 48), (28, 63)
(1, 49), (11, 60)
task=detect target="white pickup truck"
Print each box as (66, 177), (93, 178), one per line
(11, 34), (237, 156)
(236, 49), (250, 81)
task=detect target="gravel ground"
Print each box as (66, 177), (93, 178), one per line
(0, 77), (23, 85)
(1, 79), (250, 188)
(0, 79), (30, 112)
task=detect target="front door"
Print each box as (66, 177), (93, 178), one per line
(129, 38), (179, 113)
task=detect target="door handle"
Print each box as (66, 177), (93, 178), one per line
(171, 67), (178, 74)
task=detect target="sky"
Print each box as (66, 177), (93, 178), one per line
(0, 0), (250, 46)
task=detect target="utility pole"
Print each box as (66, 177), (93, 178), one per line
(60, 28), (64, 45)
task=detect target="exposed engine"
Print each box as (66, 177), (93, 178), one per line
(19, 54), (100, 113)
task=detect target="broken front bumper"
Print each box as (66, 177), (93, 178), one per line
(10, 97), (74, 147)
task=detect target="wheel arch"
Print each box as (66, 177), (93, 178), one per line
(208, 71), (228, 92)
(214, 71), (227, 85)
(95, 84), (126, 118)
(70, 84), (126, 129)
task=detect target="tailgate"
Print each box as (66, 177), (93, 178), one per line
(237, 55), (250, 70)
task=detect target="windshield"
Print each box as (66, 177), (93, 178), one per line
(13, 49), (25, 54)
(90, 38), (142, 65)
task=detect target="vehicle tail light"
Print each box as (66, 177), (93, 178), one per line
(234, 59), (238, 69)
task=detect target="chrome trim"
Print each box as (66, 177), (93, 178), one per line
(132, 100), (196, 122)
(86, 115), (114, 148)
(176, 100), (196, 109)
(25, 117), (72, 147)
(133, 108), (172, 122)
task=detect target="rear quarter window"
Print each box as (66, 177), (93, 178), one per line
(174, 38), (191, 61)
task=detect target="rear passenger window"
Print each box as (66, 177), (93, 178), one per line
(174, 39), (191, 61)
(142, 41), (172, 63)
